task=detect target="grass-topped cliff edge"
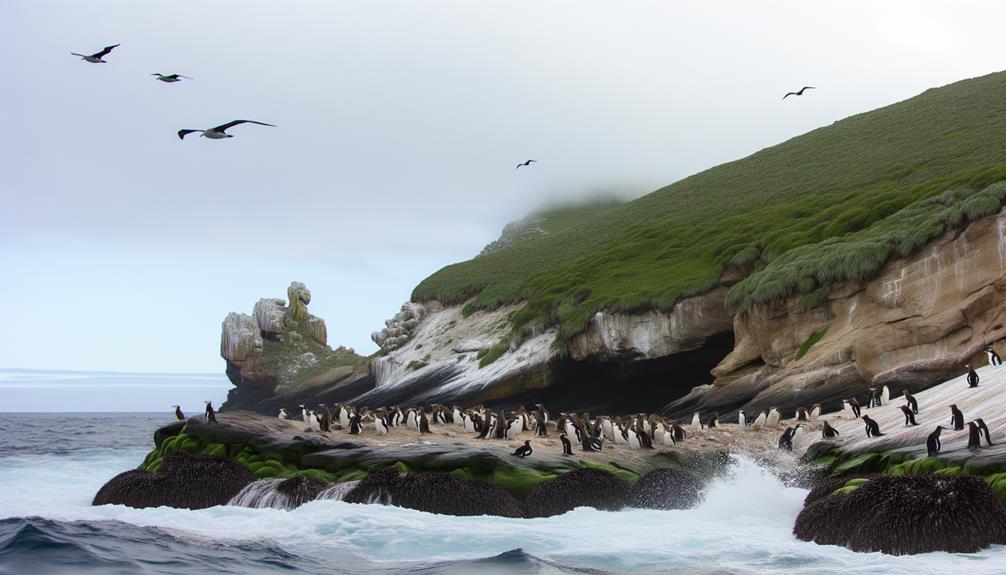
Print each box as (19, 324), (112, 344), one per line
(413, 71), (1006, 339)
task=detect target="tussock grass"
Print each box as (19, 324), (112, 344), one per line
(414, 71), (1006, 338)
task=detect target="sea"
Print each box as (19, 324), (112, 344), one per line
(1, 413), (1005, 574)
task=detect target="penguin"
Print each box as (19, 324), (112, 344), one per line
(950, 404), (965, 431)
(559, 432), (573, 456)
(477, 411), (494, 439)
(902, 389), (918, 414)
(671, 422), (686, 442)
(849, 397), (862, 419)
(579, 426), (599, 452)
(821, 420), (840, 439)
(967, 421), (983, 449)
(512, 440), (532, 458)
(809, 404), (822, 421)
(278, 408), (289, 420)
(300, 403), (311, 423)
(926, 426), (948, 456)
(535, 404), (550, 426)
(405, 408), (419, 430)
(533, 412), (548, 437)
(965, 364), (980, 388)
(766, 407), (781, 427)
(339, 404), (353, 428)
(317, 404), (332, 432)
(627, 427), (641, 449)
(204, 401), (217, 423)
(899, 405), (918, 426)
(976, 418), (994, 446)
(987, 346), (1002, 366)
(658, 422), (676, 446)
(866, 387), (880, 408)
(173, 405), (185, 420)
(778, 425), (802, 450)
(862, 415), (883, 437)
(505, 417), (522, 440)
(635, 427), (653, 449)
(599, 416), (615, 441)
(880, 385), (890, 406)
(373, 409), (389, 435)
(563, 416), (578, 442)
(795, 407), (808, 422)
(691, 412), (703, 432)
(308, 410), (322, 432)
(706, 413), (720, 429)
(753, 410), (768, 427)
(842, 400), (854, 420)
(737, 410), (748, 428)
(419, 410), (431, 434)
(494, 410), (508, 439)
(348, 412), (362, 435)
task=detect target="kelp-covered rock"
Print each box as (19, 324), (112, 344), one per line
(276, 476), (330, 507)
(344, 468), (524, 518)
(92, 452), (254, 509)
(524, 468), (630, 518)
(803, 476), (855, 506)
(794, 474), (1006, 554)
(627, 468), (703, 510)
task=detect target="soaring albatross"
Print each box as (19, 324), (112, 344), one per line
(177, 120), (276, 140)
(71, 44), (120, 63)
(782, 86), (815, 99)
(152, 73), (193, 83)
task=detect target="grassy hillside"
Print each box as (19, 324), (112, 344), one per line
(414, 71), (1006, 338)
(478, 198), (623, 257)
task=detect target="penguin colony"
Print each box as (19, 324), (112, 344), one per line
(175, 347), (1000, 458)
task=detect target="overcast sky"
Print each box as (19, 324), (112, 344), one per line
(3, 0), (1006, 374)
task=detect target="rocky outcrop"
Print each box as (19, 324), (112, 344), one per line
(343, 468), (525, 517)
(92, 452), (254, 509)
(220, 282), (370, 412)
(671, 207), (1006, 416)
(627, 468), (704, 510)
(371, 302), (427, 352)
(794, 474), (1006, 554)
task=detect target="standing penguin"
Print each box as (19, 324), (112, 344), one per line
(967, 421), (983, 449)
(707, 413), (720, 428)
(862, 415), (883, 437)
(965, 365), (980, 388)
(950, 404), (965, 431)
(533, 412), (548, 437)
(348, 412), (362, 435)
(204, 401), (217, 423)
(899, 405), (918, 426)
(849, 398), (862, 419)
(737, 410), (748, 428)
(173, 405), (185, 421)
(866, 387), (881, 408)
(809, 404), (822, 421)
(987, 347), (1002, 366)
(975, 418), (994, 446)
(278, 408), (290, 420)
(559, 432), (573, 455)
(419, 410), (431, 434)
(795, 407), (809, 421)
(753, 410), (768, 427)
(373, 409), (389, 435)
(766, 408), (781, 427)
(778, 425), (802, 450)
(512, 440), (532, 458)
(880, 385), (890, 406)
(691, 412), (704, 432)
(821, 420), (840, 439)
(927, 426), (948, 456)
(671, 422), (686, 442)
(902, 389), (918, 414)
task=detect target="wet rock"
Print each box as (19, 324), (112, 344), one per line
(275, 476), (330, 507)
(794, 474), (1006, 554)
(343, 468), (524, 517)
(523, 468), (630, 518)
(627, 468), (703, 510)
(92, 452), (254, 510)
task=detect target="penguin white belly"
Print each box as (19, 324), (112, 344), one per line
(340, 413), (351, 428)
(842, 403), (853, 420)
(309, 414), (322, 432)
(564, 421), (577, 438)
(738, 413), (747, 427)
(690, 413), (701, 429)
(507, 419), (522, 439)
(374, 419), (387, 435)
(809, 406), (820, 421)
(661, 429), (676, 446)
(302, 409), (311, 423)
(766, 410), (780, 427)
(880, 386), (890, 405)
(753, 413), (767, 427)
(453, 409), (462, 425)
(987, 351), (996, 365)
(278, 410), (289, 420)
(601, 420), (614, 441)
(653, 428), (666, 445)
(627, 431), (640, 450)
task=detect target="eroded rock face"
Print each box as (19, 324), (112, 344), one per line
(673, 208), (1006, 416)
(371, 302), (427, 352)
(568, 287), (733, 361)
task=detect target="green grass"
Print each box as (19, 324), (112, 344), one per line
(260, 318), (369, 390)
(796, 328), (828, 360)
(412, 71), (1006, 339)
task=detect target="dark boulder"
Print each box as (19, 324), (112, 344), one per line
(802, 476), (854, 506)
(276, 476), (330, 508)
(524, 468), (630, 518)
(153, 421), (186, 449)
(794, 474), (1006, 555)
(628, 468), (703, 510)
(344, 468), (524, 518)
(92, 452), (254, 509)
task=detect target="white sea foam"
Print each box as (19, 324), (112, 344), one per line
(2, 449), (1005, 574)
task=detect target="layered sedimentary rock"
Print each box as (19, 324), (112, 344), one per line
(672, 207), (1006, 416)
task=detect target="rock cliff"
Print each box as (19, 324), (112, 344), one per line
(670, 206), (1006, 416)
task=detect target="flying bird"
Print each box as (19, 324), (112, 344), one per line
(516, 159), (537, 169)
(177, 120), (276, 140)
(152, 73), (193, 83)
(783, 86), (815, 99)
(70, 44), (120, 63)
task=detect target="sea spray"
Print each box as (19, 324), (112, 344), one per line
(229, 479), (362, 509)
